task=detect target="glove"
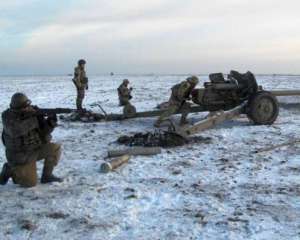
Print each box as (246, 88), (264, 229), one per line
(129, 87), (133, 91)
(49, 113), (57, 122)
(86, 85), (89, 90)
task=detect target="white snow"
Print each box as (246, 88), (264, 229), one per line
(0, 74), (300, 240)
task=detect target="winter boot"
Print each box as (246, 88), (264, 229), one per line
(0, 163), (12, 185)
(41, 164), (63, 184)
(41, 174), (63, 184)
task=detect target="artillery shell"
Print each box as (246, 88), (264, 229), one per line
(101, 155), (131, 173)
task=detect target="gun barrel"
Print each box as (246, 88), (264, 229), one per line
(270, 89), (300, 96)
(37, 108), (76, 115)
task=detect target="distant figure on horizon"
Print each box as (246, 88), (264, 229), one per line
(72, 59), (88, 111)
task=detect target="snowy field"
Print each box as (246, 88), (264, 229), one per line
(0, 74), (300, 240)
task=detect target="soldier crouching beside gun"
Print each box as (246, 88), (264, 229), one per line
(0, 93), (63, 188)
(73, 59), (88, 111)
(154, 76), (199, 127)
(118, 79), (133, 106)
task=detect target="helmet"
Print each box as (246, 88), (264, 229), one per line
(187, 75), (199, 85)
(123, 79), (129, 84)
(78, 59), (86, 65)
(10, 93), (31, 110)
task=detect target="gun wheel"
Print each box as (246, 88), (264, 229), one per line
(247, 91), (279, 125)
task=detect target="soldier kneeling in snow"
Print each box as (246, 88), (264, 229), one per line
(0, 93), (63, 187)
(118, 79), (137, 118)
(118, 79), (133, 106)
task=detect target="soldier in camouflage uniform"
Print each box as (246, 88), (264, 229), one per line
(73, 59), (88, 110)
(154, 76), (199, 127)
(0, 93), (62, 188)
(118, 79), (133, 106)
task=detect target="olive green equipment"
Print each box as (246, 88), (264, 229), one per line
(170, 102), (247, 139)
(72, 86), (297, 124)
(190, 71), (280, 125)
(61, 71), (300, 128)
(78, 71), (285, 127)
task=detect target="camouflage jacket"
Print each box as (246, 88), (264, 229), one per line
(73, 66), (88, 89)
(169, 81), (192, 106)
(2, 108), (55, 165)
(118, 83), (131, 99)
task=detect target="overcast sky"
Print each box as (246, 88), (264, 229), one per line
(0, 0), (299, 75)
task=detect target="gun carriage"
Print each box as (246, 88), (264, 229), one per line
(57, 71), (300, 137)
(93, 71), (285, 126)
(190, 70), (279, 125)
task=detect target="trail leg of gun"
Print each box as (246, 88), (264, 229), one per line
(182, 103), (246, 136)
(254, 139), (300, 153)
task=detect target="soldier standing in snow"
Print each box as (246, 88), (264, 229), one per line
(118, 79), (133, 106)
(0, 93), (63, 187)
(154, 76), (199, 127)
(73, 59), (88, 110)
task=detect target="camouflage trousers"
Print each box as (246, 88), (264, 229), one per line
(11, 143), (61, 188)
(119, 97), (130, 106)
(76, 88), (85, 110)
(156, 102), (191, 125)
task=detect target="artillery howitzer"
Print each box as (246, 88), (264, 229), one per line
(60, 71), (300, 148)
(190, 70), (278, 125)
(86, 71), (299, 126)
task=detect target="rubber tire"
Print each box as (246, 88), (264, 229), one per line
(123, 104), (137, 118)
(247, 91), (279, 125)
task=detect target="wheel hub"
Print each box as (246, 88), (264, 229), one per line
(257, 98), (275, 121)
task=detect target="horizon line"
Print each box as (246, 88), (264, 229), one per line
(0, 73), (300, 77)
